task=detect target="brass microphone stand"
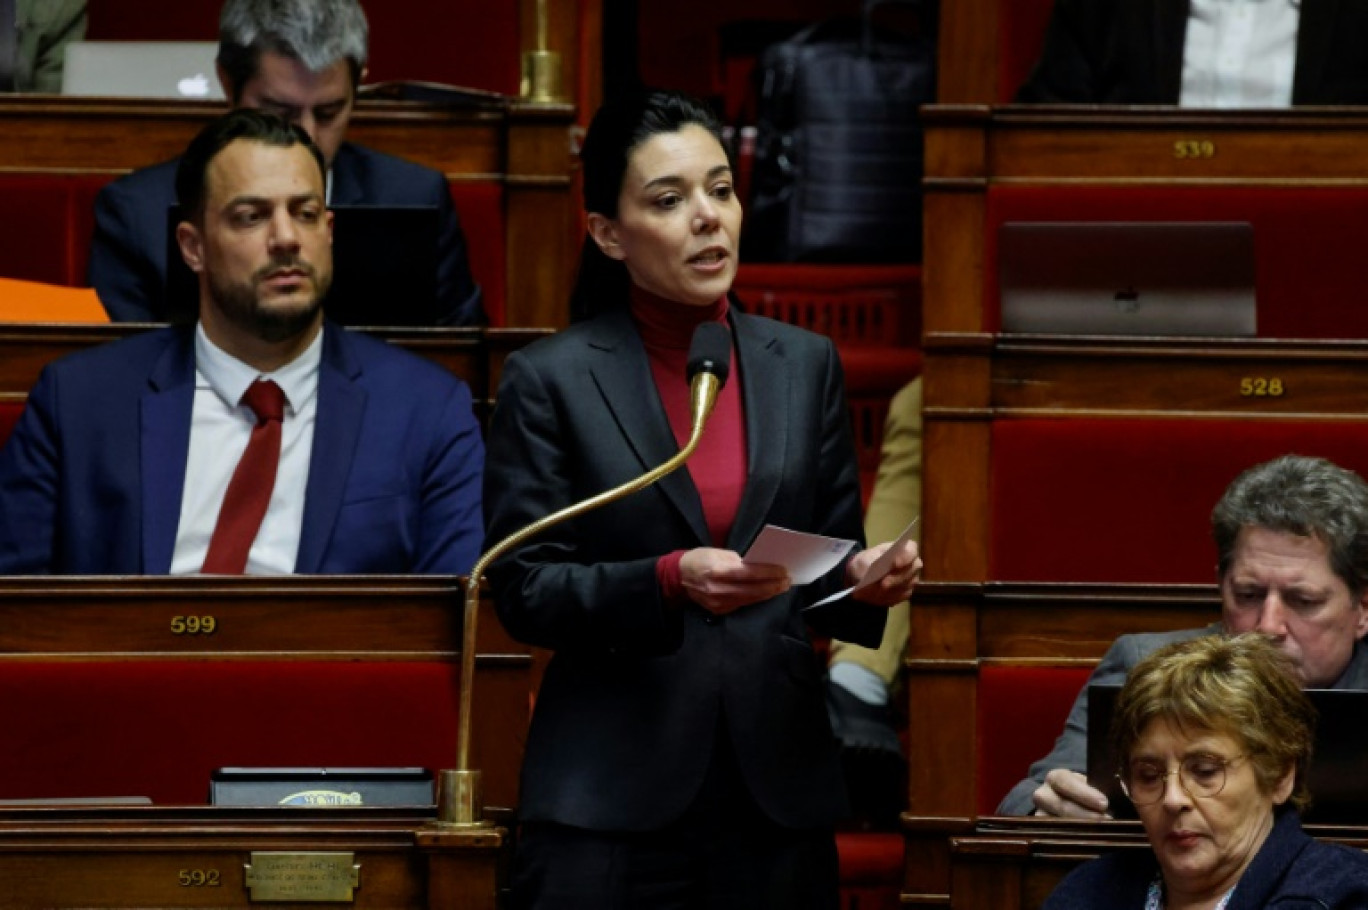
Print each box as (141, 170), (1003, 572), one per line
(437, 370), (725, 826)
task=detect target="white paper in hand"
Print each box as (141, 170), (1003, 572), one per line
(806, 518), (919, 610)
(742, 525), (856, 585)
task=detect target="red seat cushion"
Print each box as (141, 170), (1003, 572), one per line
(998, 0), (1056, 101)
(0, 177), (80, 286)
(977, 665), (1093, 815)
(835, 831), (903, 910)
(990, 418), (1368, 583)
(734, 264), (922, 347)
(0, 661), (463, 804)
(449, 182), (506, 326)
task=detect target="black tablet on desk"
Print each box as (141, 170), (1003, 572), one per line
(210, 767), (435, 807)
(165, 204), (440, 327)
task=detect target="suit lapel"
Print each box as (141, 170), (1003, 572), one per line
(726, 313), (787, 553)
(140, 330), (196, 573)
(1293, 0), (1338, 102)
(295, 323), (367, 572)
(587, 311), (711, 546)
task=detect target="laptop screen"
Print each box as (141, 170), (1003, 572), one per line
(62, 41), (225, 100)
(165, 204), (441, 327)
(1087, 683), (1368, 823)
(1000, 221), (1257, 337)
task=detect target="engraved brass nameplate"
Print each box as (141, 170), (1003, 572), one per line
(244, 852), (359, 902)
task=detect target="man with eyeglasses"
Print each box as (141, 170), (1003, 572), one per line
(998, 454), (1368, 817)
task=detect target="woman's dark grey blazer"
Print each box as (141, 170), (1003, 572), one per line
(483, 306), (886, 833)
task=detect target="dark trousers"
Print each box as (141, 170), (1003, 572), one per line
(509, 727), (840, 910)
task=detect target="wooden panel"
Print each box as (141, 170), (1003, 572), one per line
(977, 584), (1219, 660)
(912, 106), (1368, 906)
(935, 0), (1000, 103)
(0, 806), (504, 909)
(987, 337), (1368, 418)
(0, 576), (495, 658)
(984, 107), (1368, 182)
(950, 821), (1368, 910)
(0, 325), (550, 413)
(0, 97), (502, 176)
(0, 577), (532, 813)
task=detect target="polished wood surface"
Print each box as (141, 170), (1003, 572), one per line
(908, 106), (1368, 906)
(950, 818), (1368, 910)
(0, 577), (531, 812)
(0, 805), (504, 909)
(936, 0), (1000, 103)
(0, 95), (576, 328)
(0, 577), (527, 907)
(0, 324), (551, 419)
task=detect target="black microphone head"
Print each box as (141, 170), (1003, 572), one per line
(686, 322), (731, 387)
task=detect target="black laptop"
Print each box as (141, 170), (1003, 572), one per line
(164, 204), (440, 326)
(210, 767), (434, 807)
(1087, 683), (1368, 823)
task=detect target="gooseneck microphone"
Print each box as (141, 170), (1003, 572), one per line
(441, 322), (733, 828)
(686, 321), (732, 435)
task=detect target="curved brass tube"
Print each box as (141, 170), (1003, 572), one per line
(438, 372), (722, 826)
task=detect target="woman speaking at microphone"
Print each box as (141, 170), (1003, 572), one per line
(483, 89), (921, 909)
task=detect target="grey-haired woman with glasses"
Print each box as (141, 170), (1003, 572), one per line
(1044, 634), (1368, 910)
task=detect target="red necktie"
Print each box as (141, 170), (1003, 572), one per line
(201, 380), (285, 574)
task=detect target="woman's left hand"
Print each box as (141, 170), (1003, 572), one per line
(846, 539), (922, 607)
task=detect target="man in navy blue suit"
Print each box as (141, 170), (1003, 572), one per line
(0, 109), (484, 575)
(87, 0), (483, 326)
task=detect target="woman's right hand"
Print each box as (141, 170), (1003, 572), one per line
(679, 547), (791, 615)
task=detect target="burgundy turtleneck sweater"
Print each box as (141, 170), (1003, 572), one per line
(629, 285), (747, 606)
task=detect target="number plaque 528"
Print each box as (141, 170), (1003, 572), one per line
(1240, 377), (1284, 397)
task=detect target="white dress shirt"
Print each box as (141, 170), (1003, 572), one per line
(170, 324), (322, 575)
(1181, 0), (1301, 108)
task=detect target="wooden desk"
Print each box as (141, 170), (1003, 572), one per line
(0, 324), (551, 421)
(0, 576), (529, 811)
(898, 582), (1219, 904)
(0, 805), (504, 908)
(949, 818), (1368, 910)
(907, 107), (1368, 905)
(0, 95), (576, 328)
(0, 576), (529, 906)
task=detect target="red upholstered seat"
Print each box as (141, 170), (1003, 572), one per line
(732, 264), (923, 506)
(448, 182), (507, 325)
(997, 0), (1056, 101)
(734, 263), (922, 347)
(984, 186), (1368, 339)
(990, 418), (1368, 583)
(835, 832), (904, 910)
(0, 177), (86, 286)
(977, 664), (1093, 815)
(0, 661), (464, 804)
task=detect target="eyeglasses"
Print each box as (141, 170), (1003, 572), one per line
(1117, 754), (1247, 807)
